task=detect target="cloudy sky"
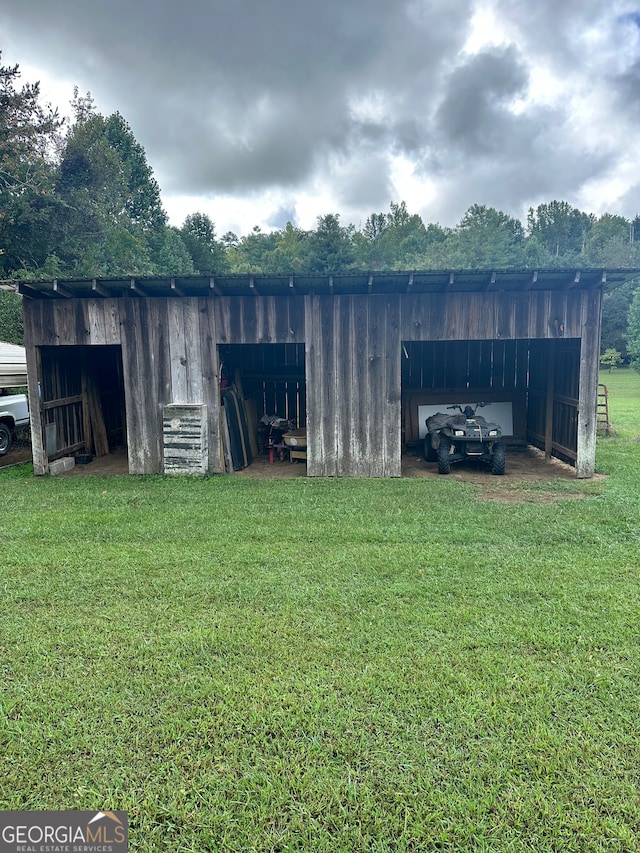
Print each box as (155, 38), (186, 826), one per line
(2, 1), (639, 236)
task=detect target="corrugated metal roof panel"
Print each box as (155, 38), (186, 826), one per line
(9, 268), (637, 299)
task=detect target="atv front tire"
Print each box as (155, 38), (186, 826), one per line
(491, 443), (506, 475)
(437, 440), (451, 474)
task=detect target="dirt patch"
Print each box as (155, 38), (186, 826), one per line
(4, 441), (603, 503)
(402, 444), (605, 501)
(60, 448), (130, 476)
(0, 434), (33, 469)
(238, 444), (602, 503)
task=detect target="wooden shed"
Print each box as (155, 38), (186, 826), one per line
(15, 269), (631, 478)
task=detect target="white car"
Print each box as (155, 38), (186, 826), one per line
(0, 391), (29, 455)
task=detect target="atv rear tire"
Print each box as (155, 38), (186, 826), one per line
(437, 440), (451, 474)
(424, 436), (437, 462)
(491, 443), (506, 475)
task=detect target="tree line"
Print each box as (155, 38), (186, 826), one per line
(1, 53), (639, 362)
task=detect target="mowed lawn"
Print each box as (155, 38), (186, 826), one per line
(1, 373), (640, 852)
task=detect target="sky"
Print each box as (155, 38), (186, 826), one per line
(2, 0), (640, 237)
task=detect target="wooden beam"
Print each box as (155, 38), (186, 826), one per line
(368, 272), (374, 294)
(170, 278), (186, 297)
(129, 278), (147, 296)
(17, 282), (41, 299)
(447, 272), (455, 289)
(564, 270), (581, 289)
(406, 272), (414, 292)
(209, 276), (222, 296)
(485, 270), (497, 291)
(41, 394), (84, 411)
(91, 279), (109, 298)
(52, 279), (73, 298)
(289, 275), (297, 294)
(328, 275), (334, 294)
(526, 270), (539, 290)
(249, 276), (259, 295)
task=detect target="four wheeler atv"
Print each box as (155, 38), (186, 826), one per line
(425, 403), (506, 475)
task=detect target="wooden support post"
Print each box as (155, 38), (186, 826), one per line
(25, 340), (48, 475)
(81, 364), (109, 457)
(544, 339), (556, 459)
(81, 366), (93, 454)
(576, 289), (602, 478)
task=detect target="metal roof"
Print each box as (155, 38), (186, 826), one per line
(6, 268), (639, 299)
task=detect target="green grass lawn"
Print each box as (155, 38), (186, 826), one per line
(2, 373), (640, 852)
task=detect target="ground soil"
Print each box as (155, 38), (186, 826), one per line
(0, 433), (33, 468)
(1, 441), (601, 503)
(236, 443), (601, 502)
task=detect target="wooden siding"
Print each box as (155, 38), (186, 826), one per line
(22, 288), (601, 477)
(119, 299), (170, 474)
(198, 299), (223, 474)
(215, 295), (305, 345)
(306, 295), (401, 477)
(400, 291), (585, 341)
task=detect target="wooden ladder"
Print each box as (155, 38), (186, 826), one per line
(597, 383), (611, 434)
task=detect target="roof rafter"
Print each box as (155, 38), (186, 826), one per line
(52, 280), (73, 298)
(129, 278), (147, 297)
(91, 279), (109, 298)
(170, 278), (186, 297)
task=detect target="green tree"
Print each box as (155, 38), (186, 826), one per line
(599, 348), (622, 372)
(179, 213), (227, 273)
(38, 101), (180, 277)
(305, 214), (355, 272)
(0, 54), (63, 277)
(154, 227), (195, 276)
(601, 279), (638, 359)
(454, 204), (525, 268)
(260, 222), (307, 273)
(584, 214), (640, 267)
(0, 289), (24, 344)
(526, 201), (593, 265)
(226, 226), (279, 273)
(626, 286), (640, 371)
(363, 212), (388, 242)
(358, 202), (429, 269)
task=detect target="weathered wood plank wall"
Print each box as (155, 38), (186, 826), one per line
(198, 298), (223, 474)
(119, 299), (169, 473)
(22, 287), (601, 477)
(400, 291), (584, 341)
(305, 295), (401, 477)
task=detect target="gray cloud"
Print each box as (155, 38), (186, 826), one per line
(1, 0), (639, 230)
(434, 46), (529, 156)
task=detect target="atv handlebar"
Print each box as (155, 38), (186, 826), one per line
(446, 402), (487, 414)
